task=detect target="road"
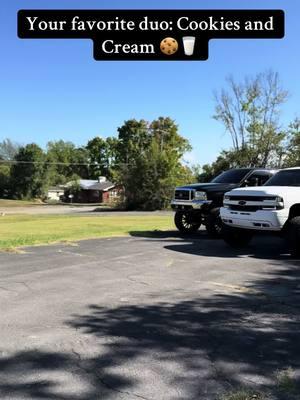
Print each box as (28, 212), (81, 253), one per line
(0, 204), (172, 216)
(0, 231), (299, 399)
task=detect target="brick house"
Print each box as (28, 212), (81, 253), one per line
(66, 177), (121, 204)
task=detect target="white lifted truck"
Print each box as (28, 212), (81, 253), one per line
(220, 167), (300, 256)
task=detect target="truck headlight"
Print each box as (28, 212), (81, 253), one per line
(223, 195), (230, 208)
(276, 196), (284, 209)
(195, 191), (207, 200)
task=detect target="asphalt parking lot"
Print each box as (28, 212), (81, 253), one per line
(0, 231), (300, 399)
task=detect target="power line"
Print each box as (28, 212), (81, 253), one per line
(0, 160), (127, 166)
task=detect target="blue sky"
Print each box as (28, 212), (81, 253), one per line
(0, 0), (299, 165)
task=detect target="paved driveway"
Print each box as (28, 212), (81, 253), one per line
(0, 204), (172, 216)
(0, 232), (299, 399)
(0, 204), (98, 215)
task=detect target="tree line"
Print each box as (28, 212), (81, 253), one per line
(0, 117), (195, 209)
(0, 70), (299, 210)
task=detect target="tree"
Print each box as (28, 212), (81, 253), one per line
(64, 176), (81, 203)
(284, 118), (300, 167)
(74, 147), (90, 179)
(0, 139), (20, 160)
(116, 119), (150, 165)
(150, 117), (191, 157)
(198, 152), (232, 182)
(86, 137), (110, 179)
(214, 71), (288, 167)
(0, 140), (20, 196)
(46, 140), (89, 185)
(0, 164), (11, 197)
(198, 147), (262, 182)
(10, 144), (48, 199)
(117, 118), (193, 210)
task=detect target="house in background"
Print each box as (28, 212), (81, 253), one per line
(47, 186), (65, 202)
(66, 177), (121, 204)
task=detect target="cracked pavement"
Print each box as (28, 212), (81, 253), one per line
(0, 231), (300, 399)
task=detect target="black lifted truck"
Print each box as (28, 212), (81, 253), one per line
(171, 168), (277, 237)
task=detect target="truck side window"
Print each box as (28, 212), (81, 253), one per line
(244, 173), (272, 187)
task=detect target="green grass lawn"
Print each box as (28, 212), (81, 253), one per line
(0, 214), (173, 250)
(0, 199), (43, 207)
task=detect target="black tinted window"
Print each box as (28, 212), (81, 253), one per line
(245, 173), (273, 187)
(265, 170), (300, 186)
(212, 169), (252, 184)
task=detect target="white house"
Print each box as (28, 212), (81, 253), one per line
(47, 186), (65, 202)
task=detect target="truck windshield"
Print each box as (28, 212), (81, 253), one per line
(264, 170), (300, 186)
(211, 169), (252, 184)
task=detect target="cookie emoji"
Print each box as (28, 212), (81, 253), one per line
(160, 37), (178, 55)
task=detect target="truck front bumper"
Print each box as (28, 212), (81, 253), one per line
(220, 207), (288, 232)
(171, 199), (212, 211)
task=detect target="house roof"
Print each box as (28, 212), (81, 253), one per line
(66, 179), (115, 191)
(88, 181), (115, 191)
(78, 180), (99, 190)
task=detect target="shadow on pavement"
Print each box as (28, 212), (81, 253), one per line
(1, 234), (300, 399)
(0, 349), (131, 400)
(130, 229), (298, 261)
(67, 265), (300, 399)
(130, 229), (210, 240)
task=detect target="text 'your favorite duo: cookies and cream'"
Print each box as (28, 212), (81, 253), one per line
(24, 14), (276, 56)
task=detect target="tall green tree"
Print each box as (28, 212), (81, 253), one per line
(46, 140), (89, 185)
(284, 118), (300, 167)
(116, 119), (150, 165)
(0, 139), (20, 196)
(150, 117), (191, 157)
(0, 164), (11, 197)
(117, 118), (193, 210)
(10, 144), (48, 199)
(214, 70), (288, 167)
(86, 137), (110, 179)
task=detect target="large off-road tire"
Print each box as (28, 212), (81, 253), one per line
(222, 224), (253, 248)
(285, 216), (300, 257)
(174, 211), (201, 233)
(205, 208), (223, 238)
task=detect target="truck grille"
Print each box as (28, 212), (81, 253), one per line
(227, 195), (276, 202)
(226, 194), (280, 212)
(175, 190), (193, 201)
(229, 205), (276, 212)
